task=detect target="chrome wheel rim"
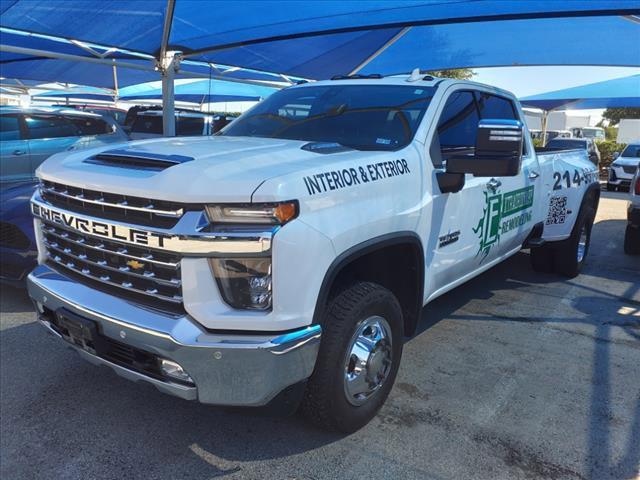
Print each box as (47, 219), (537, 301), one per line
(577, 225), (588, 263)
(343, 315), (393, 406)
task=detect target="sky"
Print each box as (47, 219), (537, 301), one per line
(473, 66), (640, 98)
(472, 66), (640, 125)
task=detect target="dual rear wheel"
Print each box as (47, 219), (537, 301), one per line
(530, 205), (596, 277)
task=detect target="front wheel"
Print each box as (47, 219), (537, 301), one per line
(300, 282), (403, 433)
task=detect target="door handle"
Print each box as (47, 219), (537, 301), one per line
(13, 150), (26, 156)
(529, 170), (540, 180)
(486, 178), (502, 192)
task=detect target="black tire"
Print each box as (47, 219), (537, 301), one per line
(553, 206), (596, 278)
(530, 244), (555, 273)
(300, 282), (403, 433)
(624, 225), (640, 255)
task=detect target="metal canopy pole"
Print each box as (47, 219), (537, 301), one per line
(541, 110), (549, 146)
(160, 52), (178, 137)
(159, 0), (177, 137)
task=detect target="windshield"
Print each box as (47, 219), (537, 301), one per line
(220, 84), (436, 151)
(621, 145), (640, 158)
(546, 139), (586, 149)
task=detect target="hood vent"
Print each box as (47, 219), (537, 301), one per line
(84, 149), (194, 171)
(301, 142), (353, 154)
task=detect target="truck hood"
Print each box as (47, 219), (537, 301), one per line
(36, 136), (364, 203)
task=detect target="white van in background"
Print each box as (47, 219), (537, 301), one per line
(617, 119), (640, 144)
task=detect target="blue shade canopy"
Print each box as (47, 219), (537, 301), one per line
(1, 1), (638, 80)
(0, 58), (161, 88)
(118, 79), (277, 103)
(520, 74), (640, 111)
(0, 27), (149, 61)
(360, 16), (640, 76)
(32, 85), (116, 101)
(2, 1), (637, 56)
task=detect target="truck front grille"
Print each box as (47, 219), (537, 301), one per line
(41, 222), (183, 311)
(40, 180), (194, 228)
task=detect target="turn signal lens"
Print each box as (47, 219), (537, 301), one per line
(206, 202), (298, 225)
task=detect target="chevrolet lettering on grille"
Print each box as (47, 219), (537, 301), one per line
(32, 203), (171, 249)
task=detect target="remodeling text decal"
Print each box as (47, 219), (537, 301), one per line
(473, 186), (534, 261)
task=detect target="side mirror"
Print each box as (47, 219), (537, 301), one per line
(447, 119), (524, 177)
(612, 151), (620, 160)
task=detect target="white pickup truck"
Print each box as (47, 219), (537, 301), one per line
(27, 74), (600, 432)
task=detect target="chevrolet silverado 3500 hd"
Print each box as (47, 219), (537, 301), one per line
(27, 74), (599, 432)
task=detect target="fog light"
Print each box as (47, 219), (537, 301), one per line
(159, 358), (194, 384)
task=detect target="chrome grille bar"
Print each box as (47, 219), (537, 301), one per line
(44, 241), (181, 288)
(41, 222), (183, 306)
(41, 225), (179, 268)
(41, 184), (184, 218)
(47, 251), (183, 304)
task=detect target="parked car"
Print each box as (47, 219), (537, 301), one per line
(0, 106), (128, 184)
(0, 180), (38, 286)
(129, 110), (214, 139)
(573, 126), (605, 141)
(608, 142), (640, 191)
(545, 129), (572, 141)
(545, 137), (601, 168)
(213, 114), (237, 133)
(624, 166), (640, 254)
(0, 107), (128, 284)
(74, 105), (128, 126)
(27, 76), (599, 432)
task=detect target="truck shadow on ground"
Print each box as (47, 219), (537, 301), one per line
(1, 220), (638, 479)
(413, 218), (639, 480)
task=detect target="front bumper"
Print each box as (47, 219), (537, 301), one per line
(27, 264), (321, 406)
(609, 167), (634, 186)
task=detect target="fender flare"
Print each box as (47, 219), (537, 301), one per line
(564, 181), (601, 238)
(312, 231), (425, 335)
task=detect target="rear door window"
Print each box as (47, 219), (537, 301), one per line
(476, 93), (517, 119)
(24, 115), (78, 139)
(0, 115), (23, 141)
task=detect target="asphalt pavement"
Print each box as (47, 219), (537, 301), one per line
(1, 191), (639, 480)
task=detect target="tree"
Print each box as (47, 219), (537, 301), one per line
(427, 68), (475, 80)
(602, 107), (640, 125)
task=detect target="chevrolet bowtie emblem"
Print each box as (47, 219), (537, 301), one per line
(126, 259), (145, 270)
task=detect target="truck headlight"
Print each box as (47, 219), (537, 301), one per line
(205, 202), (297, 225)
(208, 257), (272, 310)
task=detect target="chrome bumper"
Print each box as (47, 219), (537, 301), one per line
(27, 264), (321, 406)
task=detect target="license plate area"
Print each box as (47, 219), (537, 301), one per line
(55, 308), (101, 355)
